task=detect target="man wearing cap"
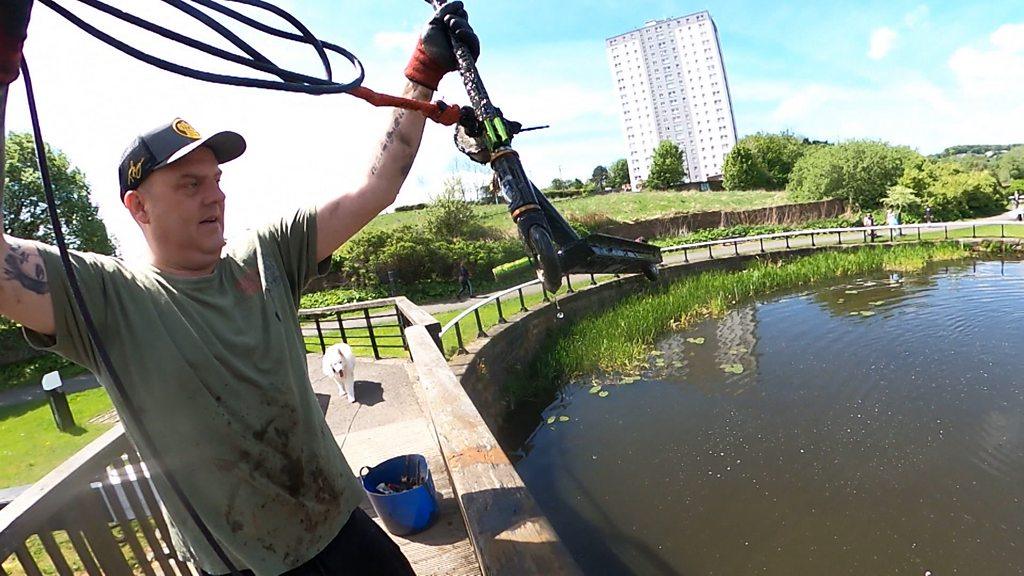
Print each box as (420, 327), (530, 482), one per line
(0, 1), (478, 575)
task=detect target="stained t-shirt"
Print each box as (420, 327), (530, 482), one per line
(24, 208), (362, 576)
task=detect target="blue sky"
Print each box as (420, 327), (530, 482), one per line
(5, 1), (1023, 258)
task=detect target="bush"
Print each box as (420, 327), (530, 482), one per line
(394, 203), (428, 213)
(338, 225), (521, 290)
(899, 160), (1005, 220)
(788, 141), (919, 209)
(300, 287), (383, 309)
(545, 188), (588, 200)
(723, 132), (807, 190)
(492, 257), (532, 284)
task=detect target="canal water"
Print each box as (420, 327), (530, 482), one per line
(515, 259), (1024, 575)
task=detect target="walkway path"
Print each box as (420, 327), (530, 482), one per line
(307, 355), (482, 576)
(0, 372), (100, 409)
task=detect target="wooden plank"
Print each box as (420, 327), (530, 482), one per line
(98, 479), (157, 576)
(406, 326), (581, 576)
(65, 529), (102, 576)
(13, 543), (43, 576)
(0, 426), (129, 559)
(37, 532), (73, 576)
(0, 559), (8, 575)
(76, 492), (133, 576)
(122, 452), (192, 575)
(116, 460), (176, 576)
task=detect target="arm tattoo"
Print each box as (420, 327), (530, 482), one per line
(369, 110), (409, 176)
(2, 244), (50, 296)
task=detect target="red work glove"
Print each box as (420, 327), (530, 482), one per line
(405, 1), (479, 91)
(1, 0), (34, 85)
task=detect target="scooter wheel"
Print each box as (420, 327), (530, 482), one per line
(642, 264), (660, 282)
(529, 226), (562, 293)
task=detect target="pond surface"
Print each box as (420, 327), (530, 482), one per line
(515, 259), (1024, 575)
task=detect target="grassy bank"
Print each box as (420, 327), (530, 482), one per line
(0, 388), (115, 489)
(524, 243), (970, 402)
(369, 190), (792, 237)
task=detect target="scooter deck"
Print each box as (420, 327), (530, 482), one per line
(560, 233), (663, 275)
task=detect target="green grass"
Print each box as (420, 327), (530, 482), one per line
(0, 354), (88, 394)
(365, 190), (793, 238)
(524, 243), (971, 403)
(896, 223), (1024, 242)
(0, 388), (115, 489)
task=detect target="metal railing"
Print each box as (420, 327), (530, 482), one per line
(660, 220), (1020, 260)
(0, 425), (197, 576)
(298, 296), (443, 359)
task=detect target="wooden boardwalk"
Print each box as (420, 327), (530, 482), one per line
(306, 355), (482, 576)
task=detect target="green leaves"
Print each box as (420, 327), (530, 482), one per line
(588, 385), (603, 394)
(686, 337), (706, 345)
(647, 140), (686, 190)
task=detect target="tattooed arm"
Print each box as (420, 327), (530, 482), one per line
(0, 85), (56, 335)
(315, 81), (431, 261)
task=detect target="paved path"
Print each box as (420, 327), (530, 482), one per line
(0, 372), (100, 409)
(308, 356), (482, 576)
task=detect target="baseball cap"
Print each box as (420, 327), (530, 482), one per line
(118, 118), (246, 198)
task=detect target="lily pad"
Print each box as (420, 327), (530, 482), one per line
(558, 415), (571, 422)
(859, 310), (876, 317)
(546, 416), (556, 425)
(649, 350), (664, 356)
(588, 385), (603, 394)
(686, 337), (706, 345)
(654, 359), (666, 366)
(598, 391), (610, 398)
(869, 300), (885, 306)
(721, 363), (745, 374)
(845, 290), (859, 294)
(672, 361), (683, 367)
(849, 311), (860, 316)
(836, 298), (845, 304)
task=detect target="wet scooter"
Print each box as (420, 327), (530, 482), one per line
(428, 0), (663, 293)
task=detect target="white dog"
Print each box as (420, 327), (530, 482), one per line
(321, 343), (356, 403)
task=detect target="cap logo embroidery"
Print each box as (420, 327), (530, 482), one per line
(173, 119), (202, 140)
(127, 158), (144, 184)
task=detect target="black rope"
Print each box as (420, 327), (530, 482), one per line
(20, 1), (383, 573)
(37, 0), (364, 94)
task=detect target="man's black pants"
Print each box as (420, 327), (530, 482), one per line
(203, 508), (415, 575)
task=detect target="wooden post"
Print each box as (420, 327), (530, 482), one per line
(314, 318), (326, 353)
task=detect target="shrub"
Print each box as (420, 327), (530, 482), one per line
(723, 132), (807, 190)
(788, 141), (919, 209)
(492, 257), (532, 284)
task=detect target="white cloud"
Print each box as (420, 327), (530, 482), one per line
(903, 5), (930, 29)
(868, 27), (898, 60)
(989, 22), (1024, 52)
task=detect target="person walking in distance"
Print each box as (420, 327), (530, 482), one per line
(456, 260), (474, 300)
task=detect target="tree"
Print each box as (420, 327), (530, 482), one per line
(607, 159), (630, 189)
(590, 165), (609, 190)
(787, 140), (919, 209)
(722, 132), (808, 190)
(425, 177), (483, 239)
(647, 140), (685, 190)
(995, 146), (1024, 185)
(882, 185), (922, 220)
(548, 178), (570, 191)
(4, 132), (115, 254)
(722, 145), (760, 190)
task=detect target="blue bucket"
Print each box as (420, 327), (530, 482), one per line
(360, 454), (439, 536)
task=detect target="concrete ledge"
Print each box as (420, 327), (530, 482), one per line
(407, 326), (581, 576)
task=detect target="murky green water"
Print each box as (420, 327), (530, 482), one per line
(515, 260), (1024, 575)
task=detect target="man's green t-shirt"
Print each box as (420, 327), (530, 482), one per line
(24, 208), (363, 576)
